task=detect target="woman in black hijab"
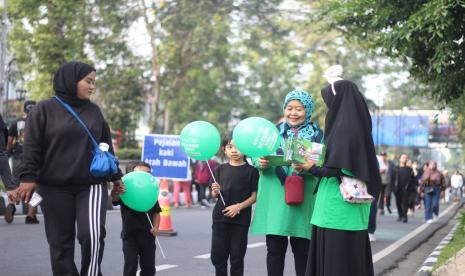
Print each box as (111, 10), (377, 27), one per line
(304, 70), (381, 276)
(16, 61), (123, 276)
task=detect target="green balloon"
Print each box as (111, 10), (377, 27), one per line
(233, 117), (281, 158)
(180, 121), (221, 161)
(121, 171), (159, 212)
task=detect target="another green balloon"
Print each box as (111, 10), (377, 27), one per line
(121, 171), (159, 212)
(233, 117), (281, 158)
(180, 121), (221, 161)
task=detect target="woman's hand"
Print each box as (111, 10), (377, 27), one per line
(258, 158), (269, 170)
(292, 158), (316, 172)
(222, 203), (241, 218)
(17, 182), (37, 203)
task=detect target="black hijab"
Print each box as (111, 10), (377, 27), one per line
(321, 80), (381, 196)
(53, 61), (96, 106)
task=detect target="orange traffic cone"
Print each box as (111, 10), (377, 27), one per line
(158, 179), (177, 236)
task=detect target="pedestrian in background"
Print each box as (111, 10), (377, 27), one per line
(377, 152), (395, 215)
(305, 68), (381, 276)
(14, 61), (123, 276)
(173, 178), (193, 208)
(442, 170), (451, 204)
(450, 170), (463, 202)
(393, 154), (416, 223)
(210, 134), (258, 276)
(193, 159), (218, 207)
(6, 100), (39, 224)
(421, 161), (444, 223)
(1, 113), (16, 224)
(111, 161), (161, 276)
(252, 89), (322, 276)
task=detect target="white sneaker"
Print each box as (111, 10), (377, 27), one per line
(427, 219), (434, 223)
(369, 233), (376, 242)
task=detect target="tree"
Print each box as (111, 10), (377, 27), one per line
(8, 0), (145, 147)
(315, 0), (465, 103)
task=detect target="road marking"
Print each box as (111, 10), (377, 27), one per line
(247, 242), (266, 248)
(194, 242), (266, 259)
(136, 264), (178, 275)
(194, 253), (211, 259)
(373, 202), (457, 263)
(157, 264), (178, 271)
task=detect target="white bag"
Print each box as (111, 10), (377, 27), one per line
(339, 176), (374, 204)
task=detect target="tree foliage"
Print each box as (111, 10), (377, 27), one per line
(316, 0), (465, 103)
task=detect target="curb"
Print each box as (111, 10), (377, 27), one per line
(416, 221), (461, 275)
(375, 202), (463, 275)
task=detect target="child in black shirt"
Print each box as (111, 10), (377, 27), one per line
(111, 161), (161, 276)
(210, 134), (259, 276)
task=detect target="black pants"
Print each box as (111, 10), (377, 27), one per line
(0, 136), (14, 189)
(196, 183), (207, 202)
(123, 232), (156, 276)
(395, 190), (413, 219)
(211, 223), (249, 276)
(38, 183), (107, 276)
(377, 183), (389, 210)
(266, 235), (309, 276)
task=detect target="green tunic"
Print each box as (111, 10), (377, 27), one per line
(311, 176), (370, 231)
(251, 161), (318, 239)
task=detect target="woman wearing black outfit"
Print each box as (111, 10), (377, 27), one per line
(16, 61), (123, 276)
(305, 77), (381, 276)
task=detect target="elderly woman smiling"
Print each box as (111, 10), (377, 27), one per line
(251, 89), (323, 276)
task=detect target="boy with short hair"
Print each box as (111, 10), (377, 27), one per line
(112, 161), (161, 276)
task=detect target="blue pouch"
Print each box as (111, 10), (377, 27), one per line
(54, 96), (118, 178)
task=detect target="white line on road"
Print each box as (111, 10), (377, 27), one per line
(136, 264), (178, 275)
(157, 264), (178, 271)
(194, 242), (266, 259)
(372, 202), (457, 263)
(194, 253), (211, 259)
(247, 242), (266, 248)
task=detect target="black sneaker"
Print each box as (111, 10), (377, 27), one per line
(4, 204), (16, 224)
(387, 206), (392, 214)
(25, 215), (40, 224)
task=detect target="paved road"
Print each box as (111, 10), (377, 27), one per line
(0, 202), (458, 275)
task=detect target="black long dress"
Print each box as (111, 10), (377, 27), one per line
(305, 80), (381, 276)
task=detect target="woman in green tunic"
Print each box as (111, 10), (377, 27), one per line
(304, 70), (381, 276)
(251, 89), (323, 276)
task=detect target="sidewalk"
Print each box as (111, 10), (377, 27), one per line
(433, 247), (465, 275)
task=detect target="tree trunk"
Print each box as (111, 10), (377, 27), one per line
(140, 0), (162, 132)
(163, 106), (170, 134)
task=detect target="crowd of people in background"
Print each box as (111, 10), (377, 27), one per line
(372, 151), (464, 241)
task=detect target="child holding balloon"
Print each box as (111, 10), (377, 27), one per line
(210, 134), (259, 276)
(111, 161), (161, 276)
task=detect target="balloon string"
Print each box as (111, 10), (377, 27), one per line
(206, 161), (226, 206)
(146, 213), (166, 259)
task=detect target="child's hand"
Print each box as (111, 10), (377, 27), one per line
(211, 182), (220, 195)
(222, 203), (241, 218)
(110, 181), (125, 201)
(113, 181), (126, 195)
(150, 226), (159, 237)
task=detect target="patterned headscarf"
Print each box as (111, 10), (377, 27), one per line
(279, 89), (321, 142)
